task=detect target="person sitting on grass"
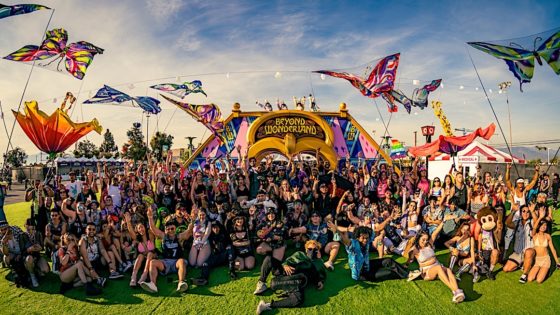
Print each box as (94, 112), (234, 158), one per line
(405, 223), (465, 303)
(527, 216), (560, 283)
(288, 211), (340, 270)
(444, 222), (478, 282)
(254, 240), (326, 314)
(502, 203), (537, 283)
(44, 209), (67, 257)
(140, 206), (191, 294)
(337, 225), (411, 282)
(23, 219), (49, 287)
(78, 222), (123, 281)
(123, 212), (156, 287)
(58, 233), (103, 296)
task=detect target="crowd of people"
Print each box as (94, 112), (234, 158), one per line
(1, 147), (559, 313)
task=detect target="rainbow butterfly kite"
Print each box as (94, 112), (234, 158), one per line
(3, 28), (103, 80)
(84, 85), (161, 115)
(0, 3), (49, 19)
(150, 80), (207, 98)
(315, 53), (400, 99)
(468, 28), (560, 91)
(315, 54), (440, 113)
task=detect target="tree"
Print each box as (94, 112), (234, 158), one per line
(99, 129), (119, 158)
(3, 147), (27, 168)
(122, 122), (148, 162)
(527, 159), (542, 166)
(73, 140), (99, 158)
(150, 132), (174, 162)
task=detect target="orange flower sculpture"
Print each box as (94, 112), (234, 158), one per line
(12, 94), (102, 157)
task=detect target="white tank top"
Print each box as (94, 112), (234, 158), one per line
(513, 191), (526, 207)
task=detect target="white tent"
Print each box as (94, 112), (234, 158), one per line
(427, 140), (525, 180)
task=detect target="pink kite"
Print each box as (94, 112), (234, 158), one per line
(408, 123), (496, 157)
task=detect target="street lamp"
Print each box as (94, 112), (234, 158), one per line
(421, 125), (435, 176)
(499, 81), (512, 146)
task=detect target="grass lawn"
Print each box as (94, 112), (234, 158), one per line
(1, 201), (559, 314)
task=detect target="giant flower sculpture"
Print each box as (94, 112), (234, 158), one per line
(13, 97), (102, 158)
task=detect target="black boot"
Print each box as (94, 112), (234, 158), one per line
(85, 282), (103, 296)
(229, 260), (238, 280)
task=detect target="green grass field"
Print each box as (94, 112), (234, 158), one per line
(1, 201), (559, 314)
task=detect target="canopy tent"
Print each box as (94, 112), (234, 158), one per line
(427, 140), (525, 180)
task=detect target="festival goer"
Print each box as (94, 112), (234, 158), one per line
(141, 206), (191, 294)
(23, 219), (49, 287)
(502, 203), (537, 283)
(445, 222), (478, 282)
(254, 240), (326, 314)
(44, 209), (67, 256)
(57, 233), (103, 295)
(527, 215), (559, 283)
(123, 212), (155, 287)
(188, 210), (212, 267)
(78, 222), (123, 281)
(256, 208), (287, 261)
(229, 215), (256, 271)
(406, 224), (465, 303)
(338, 226), (412, 282)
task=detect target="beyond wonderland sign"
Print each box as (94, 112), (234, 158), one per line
(255, 116), (326, 141)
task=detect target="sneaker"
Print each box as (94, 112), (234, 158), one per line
(140, 281), (158, 293)
(30, 273), (39, 288)
(256, 300), (271, 315)
(177, 281), (189, 292)
(97, 277), (107, 288)
(85, 282), (103, 296)
(487, 270), (495, 281)
(253, 281), (268, 295)
(109, 271), (123, 279)
(519, 274), (528, 284)
(324, 261), (334, 271)
(452, 289), (465, 303)
(473, 272), (480, 283)
(407, 270), (422, 282)
(123, 261), (133, 273)
(229, 271), (238, 280)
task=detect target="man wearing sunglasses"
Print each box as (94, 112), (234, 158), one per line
(140, 206), (193, 294)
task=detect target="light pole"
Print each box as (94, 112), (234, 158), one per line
(145, 112), (151, 148)
(185, 137), (197, 158)
(536, 146), (551, 165)
(499, 81), (512, 146)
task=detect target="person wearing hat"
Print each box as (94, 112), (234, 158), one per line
(25, 179), (54, 233)
(256, 208), (287, 261)
(241, 189), (277, 211)
(255, 240), (327, 314)
(192, 221), (237, 285)
(265, 171), (279, 196)
(289, 210), (340, 271)
(1, 215), (32, 287)
(229, 214), (256, 272)
(312, 177), (337, 219)
(423, 195), (444, 238)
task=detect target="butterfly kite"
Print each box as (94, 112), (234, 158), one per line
(84, 85), (161, 115)
(160, 94), (225, 142)
(0, 3), (49, 19)
(383, 79), (442, 113)
(468, 28), (560, 91)
(315, 54), (441, 113)
(3, 28), (103, 80)
(150, 80), (207, 98)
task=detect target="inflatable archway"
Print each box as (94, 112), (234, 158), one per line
(185, 102), (393, 171)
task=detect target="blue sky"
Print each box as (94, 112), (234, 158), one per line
(0, 0), (559, 157)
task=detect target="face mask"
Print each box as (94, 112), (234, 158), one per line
(306, 248), (318, 260)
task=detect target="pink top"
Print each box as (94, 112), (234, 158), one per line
(137, 240), (155, 253)
(417, 179), (430, 195)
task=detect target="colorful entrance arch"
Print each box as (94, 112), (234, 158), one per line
(185, 102), (393, 170)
